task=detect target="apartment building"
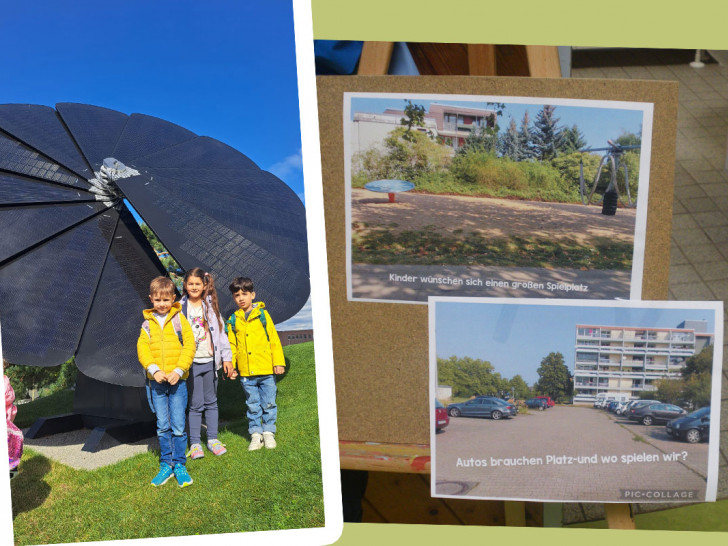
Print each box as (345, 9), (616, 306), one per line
(572, 320), (713, 403)
(350, 103), (496, 157)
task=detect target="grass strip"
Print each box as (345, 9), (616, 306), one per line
(352, 229), (633, 270)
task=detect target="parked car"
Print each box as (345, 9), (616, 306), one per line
(629, 403), (687, 425)
(435, 399), (450, 432)
(535, 395), (555, 407)
(525, 398), (548, 411)
(625, 399), (662, 417)
(666, 406), (710, 443)
(614, 401), (631, 415)
(447, 398), (517, 420)
(606, 400), (622, 412)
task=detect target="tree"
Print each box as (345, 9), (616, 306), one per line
(560, 125), (587, 154)
(653, 378), (685, 405)
(534, 352), (572, 402)
(682, 344), (713, 380)
(508, 374), (532, 400)
(614, 131), (641, 147)
(400, 99), (427, 142)
(517, 111), (535, 160)
(499, 118), (521, 160)
(531, 105), (564, 161)
(437, 355), (502, 398)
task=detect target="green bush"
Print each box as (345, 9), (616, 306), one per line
(4, 358), (77, 399)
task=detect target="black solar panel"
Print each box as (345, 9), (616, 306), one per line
(75, 208), (167, 387)
(0, 202), (108, 264)
(0, 132), (91, 190)
(0, 172), (95, 205)
(0, 210), (117, 366)
(115, 174), (309, 320)
(112, 113), (196, 164)
(0, 103), (309, 389)
(0, 104), (93, 179)
(131, 136), (259, 171)
(56, 103), (129, 170)
(117, 169), (309, 275)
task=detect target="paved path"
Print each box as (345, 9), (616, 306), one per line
(352, 189), (637, 245)
(434, 406), (708, 502)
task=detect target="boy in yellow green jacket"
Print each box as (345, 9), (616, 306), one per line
(225, 277), (285, 451)
(137, 276), (196, 487)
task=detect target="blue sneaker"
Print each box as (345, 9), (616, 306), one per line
(174, 464), (193, 488)
(151, 462), (174, 487)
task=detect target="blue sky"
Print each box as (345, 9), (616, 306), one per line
(0, 1), (304, 200)
(351, 96), (645, 150)
(434, 301), (717, 385)
(1, 1), (312, 329)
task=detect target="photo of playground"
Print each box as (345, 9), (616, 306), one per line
(429, 298), (722, 502)
(346, 94), (652, 302)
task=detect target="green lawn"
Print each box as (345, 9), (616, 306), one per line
(10, 342), (323, 544)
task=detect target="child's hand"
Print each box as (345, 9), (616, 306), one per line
(153, 371), (166, 384)
(167, 371), (180, 385)
(230, 370), (238, 379)
(273, 366), (285, 375)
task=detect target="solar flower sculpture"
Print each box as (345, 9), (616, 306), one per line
(0, 103), (309, 450)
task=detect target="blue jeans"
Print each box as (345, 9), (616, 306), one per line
(150, 380), (188, 467)
(241, 375), (277, 434)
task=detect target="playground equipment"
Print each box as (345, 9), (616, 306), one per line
(0, 103), (309, 450)
(364, 179), (415, 202)
(579, 140), (640, 215)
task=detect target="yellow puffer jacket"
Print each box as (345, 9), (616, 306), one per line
(137, 303), (196, 380)
(226, 302), (285, 377)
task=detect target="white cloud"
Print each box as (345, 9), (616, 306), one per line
(276, 296), (312, 331)
(267, 148), (302, 183)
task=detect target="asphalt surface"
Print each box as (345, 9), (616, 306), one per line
(434, 405), (709, 502)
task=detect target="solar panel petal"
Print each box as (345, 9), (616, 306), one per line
(0, 104), (93, 179)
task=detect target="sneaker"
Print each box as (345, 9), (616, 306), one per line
(187, 443), (204, 460)
(248, 432), (264, 451)
(262, 432), (277, 449)
(207, 439), (227, 456)
(174, 464), (193, 488)
(151, 462), (174, 487)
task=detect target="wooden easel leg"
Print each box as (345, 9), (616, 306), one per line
(504, 501), (526, 527)
(524, 45), (562, 78)
(605, 504), (636, 529)
(467, 44), (497, 75)
(358, 42), (394, 75)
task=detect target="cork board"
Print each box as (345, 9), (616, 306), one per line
(317, 76), (679, 444)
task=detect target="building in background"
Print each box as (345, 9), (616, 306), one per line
(279, 329), (314, 347)
(350, 103), (496, 157)
(572, 320), (713, 403)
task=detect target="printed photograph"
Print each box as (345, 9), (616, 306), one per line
(345, 93), (653, 303)
(1, 2), (338, 545)
(429, 298), (723, 502)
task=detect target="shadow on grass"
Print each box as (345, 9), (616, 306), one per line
(10, 453), (52, 518)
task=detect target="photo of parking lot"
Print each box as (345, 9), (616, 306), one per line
(345, 93), (653, 303)
(429, 298), (723, 502)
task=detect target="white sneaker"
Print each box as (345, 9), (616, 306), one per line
(262, 432), (277, 449)
(248, 433), (264, 451)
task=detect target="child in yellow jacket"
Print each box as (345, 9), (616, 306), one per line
(137, 276), (195, 487)
(225, 277), (285, 451)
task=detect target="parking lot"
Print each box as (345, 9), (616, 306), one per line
(434, 405), (709, 502)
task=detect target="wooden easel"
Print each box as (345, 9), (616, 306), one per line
(344, 42), (635, 530)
